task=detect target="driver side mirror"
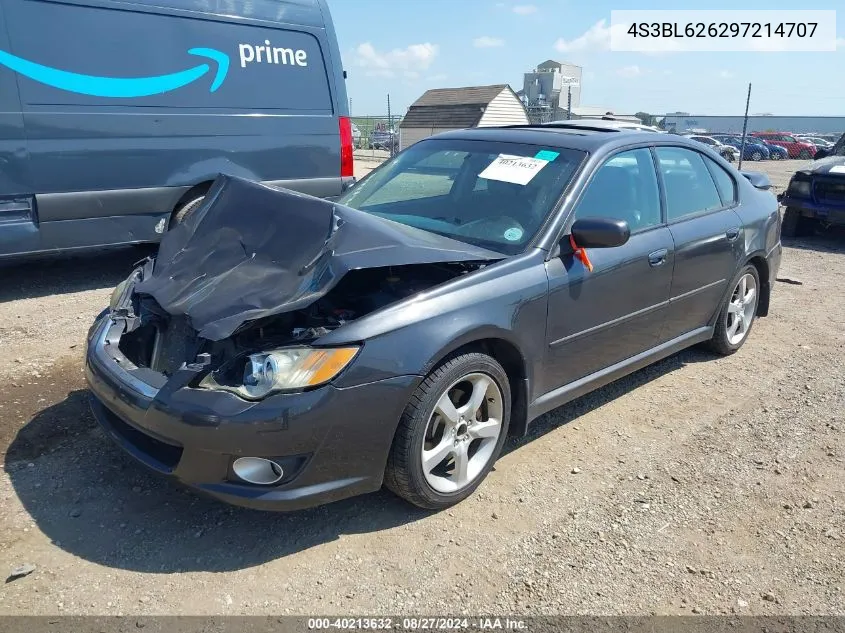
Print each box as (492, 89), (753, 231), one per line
(569, 217), (631, 248)
(814, 148), (829, 160)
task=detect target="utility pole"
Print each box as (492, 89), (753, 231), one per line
(387, 93), (393, 156)
(738, 83), (752, 171)
(567, 85), (572, 120)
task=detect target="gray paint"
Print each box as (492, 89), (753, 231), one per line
(84, 127), (783, 510)
(0, 0), (349, 258)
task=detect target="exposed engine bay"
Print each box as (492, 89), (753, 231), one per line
(117, 262), (484, 376)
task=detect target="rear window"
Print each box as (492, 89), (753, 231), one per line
(339, 139), (586, 255)
(5, 0), (332, 112)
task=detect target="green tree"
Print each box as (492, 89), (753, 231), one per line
(635, 111), (656, 126)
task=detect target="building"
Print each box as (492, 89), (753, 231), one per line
(398, 84), (528, 150)
(662, 114), (845, 136)
(555, 107), (641, 123)
(519, 59), (582, 123)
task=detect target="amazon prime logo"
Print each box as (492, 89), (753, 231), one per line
(238, 41), (308, 68)
(0, 47), (229, 98)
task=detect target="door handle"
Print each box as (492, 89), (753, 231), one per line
(726, 227), (740, 241)
(648, 248), (668, 267)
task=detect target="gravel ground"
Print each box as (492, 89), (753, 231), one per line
(0, 159), (843, 616)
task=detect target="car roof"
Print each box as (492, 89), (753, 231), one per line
(428, 124), (699, 153)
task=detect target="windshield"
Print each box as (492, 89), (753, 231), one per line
(338, 138), (586, 255)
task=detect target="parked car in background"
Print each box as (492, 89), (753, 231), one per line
(758, 140), (789, 160)
(684, 135), (740, 162)
(798, 136), (834, 150)
(351, 122), (362, 147)
(0, 0), (353, 260)
(751, 132), (817, 159)
(779, 132), (845, 236)
(370, 128), (398, 151)
(710, 135), (771, 161)
(86, 126), (781, 511)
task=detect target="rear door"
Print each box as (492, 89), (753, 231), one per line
(655, 146), (744, 341)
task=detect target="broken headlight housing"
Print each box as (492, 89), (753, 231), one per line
(109, 278), (131, 310)
(786, 176), (811, 198)
(199, 346), (360, 400)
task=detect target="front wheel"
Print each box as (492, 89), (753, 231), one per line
(170, 195), (206, 228)
(707, 265), (760, 356)
(751, 151), (763, 161)
(385, 353), (511, 510)
(770, 151), (781, 160)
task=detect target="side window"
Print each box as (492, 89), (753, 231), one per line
(703, 155), (737, 206)
(655, 147), (724, 221)
(574, 148), (661, 232)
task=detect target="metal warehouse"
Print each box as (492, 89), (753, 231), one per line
(663, 113), (845, 136)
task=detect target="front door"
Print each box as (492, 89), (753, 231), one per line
(653, 146), (744, 341)
(540, 147), (674, 395)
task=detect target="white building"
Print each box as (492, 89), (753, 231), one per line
(398, 85), (529, 151)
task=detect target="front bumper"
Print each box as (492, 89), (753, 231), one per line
(778, 194), (845, 225)
(84, 315), (420, 511)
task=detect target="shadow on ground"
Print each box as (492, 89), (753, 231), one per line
(4, 344), (716, 574)
(0, 246), (155, 303)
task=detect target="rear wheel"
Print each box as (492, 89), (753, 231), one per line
(770, 151), (781, 160)
(799, 149), (812, 160)
(385, 353), (511, 510)
(781, 207), (817, 238)
(707, 265), (760, 356)
(751, 151), (763, 161)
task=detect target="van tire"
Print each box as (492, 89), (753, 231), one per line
(170, 195), (205, 228)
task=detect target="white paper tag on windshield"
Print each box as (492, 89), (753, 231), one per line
(829, 165), (845, 174)
(479, 154), (549, 186)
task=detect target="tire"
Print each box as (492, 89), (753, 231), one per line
(707, 264), (760, 356)
(384, 352), (511, 510)
(169, 195), (206, 228)
(798, 149), (812, 160)
(751, 151), (763, 161)
(722, 151), (735, 163)
(770, 151), (781, 161)
(781, 207), (816, 238)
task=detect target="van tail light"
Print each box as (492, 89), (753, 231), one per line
(339, 116), (354, 178)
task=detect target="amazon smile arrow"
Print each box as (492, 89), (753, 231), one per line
(0, 47), (229, 98)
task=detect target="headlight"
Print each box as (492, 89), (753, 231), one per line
(200, 346), (360, 400)
(109, 278), (130, 310)
(787, 178), (811, 197)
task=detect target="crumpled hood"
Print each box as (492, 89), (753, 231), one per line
(800, 155), (845, 176)
(134, 174), (503, 341)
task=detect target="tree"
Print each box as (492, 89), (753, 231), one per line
(635, 111), (656, 126)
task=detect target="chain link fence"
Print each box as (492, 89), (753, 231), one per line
(351, 115), (402, 163)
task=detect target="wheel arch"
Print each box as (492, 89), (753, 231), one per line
(745, 252), (770, 317)
(421, 329), (531, 439)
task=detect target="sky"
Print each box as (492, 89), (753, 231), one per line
(329, 0), (845, 117)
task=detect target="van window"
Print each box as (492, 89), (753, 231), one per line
(4, 0), (332, 112)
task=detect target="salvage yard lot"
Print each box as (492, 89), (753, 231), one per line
(0, 159), (843, 615)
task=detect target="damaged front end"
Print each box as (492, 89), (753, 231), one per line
(107, 174), (501, 399)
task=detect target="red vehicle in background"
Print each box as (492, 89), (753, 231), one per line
(751, 132), (817, 159)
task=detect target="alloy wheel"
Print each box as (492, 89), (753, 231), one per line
(751, 151), (763, 161)
(421, 372), (504, 494)
(726, 273), (758, 345)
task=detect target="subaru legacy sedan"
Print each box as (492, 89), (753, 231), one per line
(85, 125), (782, 512)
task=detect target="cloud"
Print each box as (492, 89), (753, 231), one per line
(554, 19), (625, 53)
(513, 4), (537, 15)
(718, 70), (735, 79)
(426, 73), (449, 81)
(473, 36), (505, 48)
(616, 65), (642, 78)
(353, 42), (439, 79)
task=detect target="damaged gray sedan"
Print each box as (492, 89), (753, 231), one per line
(85, 126), (781, 510)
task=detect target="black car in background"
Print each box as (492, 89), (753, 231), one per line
(779, 132), (845, 236)
(86, 125), (782, 512)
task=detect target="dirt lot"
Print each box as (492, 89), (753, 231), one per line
(0, 159), (843, 616)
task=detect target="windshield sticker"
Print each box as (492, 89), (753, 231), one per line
(503, 227), (524, 241)
(479, 154), (550, 186)
(829, 165), (845, 174)
(534, 150), (560, 161)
